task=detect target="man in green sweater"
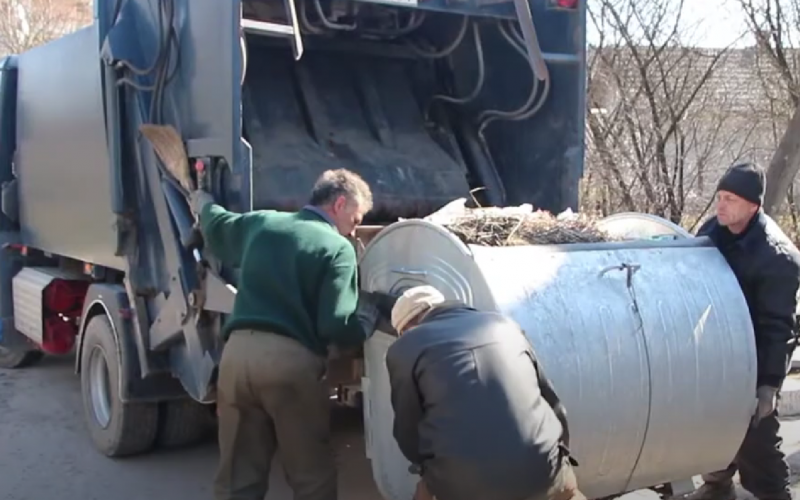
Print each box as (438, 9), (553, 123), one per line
(190, 168), (393, 500)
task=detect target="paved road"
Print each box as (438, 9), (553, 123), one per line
(3, 355), (800, 500)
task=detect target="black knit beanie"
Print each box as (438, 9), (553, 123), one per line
(716, 162), (766, 206)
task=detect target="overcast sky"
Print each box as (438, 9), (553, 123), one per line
(585, 0), (757, 49)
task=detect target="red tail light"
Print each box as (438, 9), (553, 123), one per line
(551, 0), (578, 9)
(44, 279), (88, 314)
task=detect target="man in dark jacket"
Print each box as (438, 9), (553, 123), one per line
(385, 285), (584, 500)
(190, 168), (393, 500)
(687, 162), (800, 500)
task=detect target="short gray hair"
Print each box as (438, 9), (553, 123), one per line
(309, 169), (373, 212)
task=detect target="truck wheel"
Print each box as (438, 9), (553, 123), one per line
(80, 314), (158, 457)
(156, 399), (215, 449)
(0, 346), (43, 369)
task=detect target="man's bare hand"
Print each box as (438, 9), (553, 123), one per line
(189, 189), (214, 216)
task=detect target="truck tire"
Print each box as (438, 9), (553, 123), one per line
(156, 399), (215, 449)
(80, 314), (158, 457)
(0, 346), (43, 369)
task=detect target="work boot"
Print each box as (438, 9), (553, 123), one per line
(680, 482), (736, 500)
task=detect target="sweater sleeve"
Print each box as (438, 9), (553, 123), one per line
(199, 203), (253, 268)
(316, 242), (365, 348)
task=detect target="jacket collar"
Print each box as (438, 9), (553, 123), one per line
(301, 205), (336, 227)
(708, 209), (766, 251)
(737, 210), (768, 250)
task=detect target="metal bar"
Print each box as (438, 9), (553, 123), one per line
(285, 0), (305, 60)
(512, 0), (549, 81)
(244, 34), (419, 60)
(348, 0), (515, 19)
(542, 52), (580, 64)
(241, 18), (294, 36)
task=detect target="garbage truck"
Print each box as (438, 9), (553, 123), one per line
(0, 0), (761, 499)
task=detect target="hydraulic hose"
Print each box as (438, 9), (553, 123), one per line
(407, 15), (469, 59)
(477, 19), (550, 136)
(427, 22), (486, 110)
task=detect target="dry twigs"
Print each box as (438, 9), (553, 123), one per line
(423, 199), (616, 246)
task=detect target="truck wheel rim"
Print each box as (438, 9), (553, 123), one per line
(88, 346), (112, 429)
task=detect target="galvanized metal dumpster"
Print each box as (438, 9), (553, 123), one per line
(359, 218), (756, 500)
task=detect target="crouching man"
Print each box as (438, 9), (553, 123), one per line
(384, 285), (584, 500)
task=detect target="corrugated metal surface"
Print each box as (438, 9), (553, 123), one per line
(359, 219), (756, 500)
(12, 267), (80, 344)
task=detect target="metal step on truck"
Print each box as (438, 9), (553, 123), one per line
(0, 1), (763, 499)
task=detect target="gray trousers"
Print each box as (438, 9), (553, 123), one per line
(702, 408), (790, 500)
(213, 330), (336, 500)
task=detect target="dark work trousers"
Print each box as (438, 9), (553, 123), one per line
(213, 330), (337, 500)
(412, 456), (586, 500)
(701, 405), (790, 500)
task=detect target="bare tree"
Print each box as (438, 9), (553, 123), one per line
(584, 0), (755, 225)
(737, 0), (800, 229)
(0, 0), (92, 55)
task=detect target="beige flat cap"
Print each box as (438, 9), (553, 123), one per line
(391, 285), (446, 333)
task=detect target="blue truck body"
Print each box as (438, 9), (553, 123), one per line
(0, 0), (586, 458)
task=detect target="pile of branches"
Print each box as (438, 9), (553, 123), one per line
(424, 200), (617, 246)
